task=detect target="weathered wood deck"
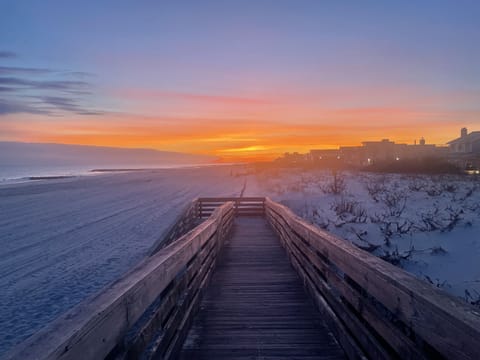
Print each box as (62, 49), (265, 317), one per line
(179, 217), (345, 359)
(5, 197), (480, 360)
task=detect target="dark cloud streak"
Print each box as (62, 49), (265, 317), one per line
(0, 51), (17, 59)
(0, 66), (52, 75)
(0, 64), (103, 115)
(0, 77), (90, 90)
(64, 71), (95, 78)
(0, 99), (51, 115)
(0, 86), (17, 92)
(0, 66), (97, 78)
(39, 96), (103, 115)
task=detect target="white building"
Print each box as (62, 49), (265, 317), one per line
(448, 128), (480, 154)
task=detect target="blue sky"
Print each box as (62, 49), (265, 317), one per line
(1, 0), (479, 157)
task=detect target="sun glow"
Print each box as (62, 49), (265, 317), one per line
(2, 0), (479, 164)
(1, 84), (477, 162)
(219, 145), (269, 153)
(0, 110), (471, 162)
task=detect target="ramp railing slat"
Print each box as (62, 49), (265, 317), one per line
(265, 197), (480, 360)
(198, 197), (265, 218)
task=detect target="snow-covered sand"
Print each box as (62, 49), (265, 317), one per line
(0, 166), (244, 355)
(244, 168), (480, 304)
(1, 165), (479, 355)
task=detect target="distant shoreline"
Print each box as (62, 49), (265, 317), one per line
(90, 168), (153, 173)
(0, 163), (240, 185)
(89, 163), (237, 173)
(28, 176), (76, 181)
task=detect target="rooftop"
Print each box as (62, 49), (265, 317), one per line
(448, 131), (480, 144)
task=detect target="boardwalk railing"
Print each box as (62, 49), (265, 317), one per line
(198, 197), (265, 218)
(5, 202), (235, 360)
(265, 198), (480, 360)
(6, 197), (480, 360)
(149, 197), (265, 254)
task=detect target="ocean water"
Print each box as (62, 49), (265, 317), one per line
(0, 165), (96, 183)
(0, 163), (221, 184)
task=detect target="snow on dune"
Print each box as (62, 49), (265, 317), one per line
(0, 166), (244, 355)
(244, 168), (480, 304)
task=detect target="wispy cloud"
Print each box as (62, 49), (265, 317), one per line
(0, 86), (17, 92)
(39, 96), (103, 115)
(63, 71), (95, 78)
(0, 99), (50, 115)
(0, 66), (52, 75)
(0, 54), (103, 116)
(0, 77), (90, 90)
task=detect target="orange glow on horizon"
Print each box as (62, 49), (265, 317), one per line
(3, 3), (480, 164)
(1, 95), (478, 162)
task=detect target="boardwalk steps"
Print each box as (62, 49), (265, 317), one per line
(5, 198), (480, 360)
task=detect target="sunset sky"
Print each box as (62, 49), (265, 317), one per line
(1, 0), (479, 161)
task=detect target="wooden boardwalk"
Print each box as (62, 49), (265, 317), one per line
(179, 217), (346, 359)
(8, 198), (480, 360)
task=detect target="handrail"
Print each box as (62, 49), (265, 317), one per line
(150, 197), (266, 254)
(4, 202), (235, 360)
(198, 197), (265, 218)
(264, 197), (480, 359)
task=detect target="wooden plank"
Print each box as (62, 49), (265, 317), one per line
(198, 197), (265, 219)
(198, 197), (265, 202)
(124, 227), (219, 358)
(178, 217), (347, 360)
(157, 204), (234, 359)
(163, 251), (218, 359)
(266, 198), (480, 360)
(285, 240), (367, 360)
(288, 237), (391, 359)
(124, 274), (190, 358)
(201, 204), (264, 209)
(267, 206), (427, 359)
(200, 202), (264, 206)
(266, 209), (371, 359)
(147, 238), (218, 359)
(267, 205), (418, 358)
(295, 237), (425, 359)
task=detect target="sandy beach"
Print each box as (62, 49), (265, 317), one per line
(0, 165), (245, 354)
